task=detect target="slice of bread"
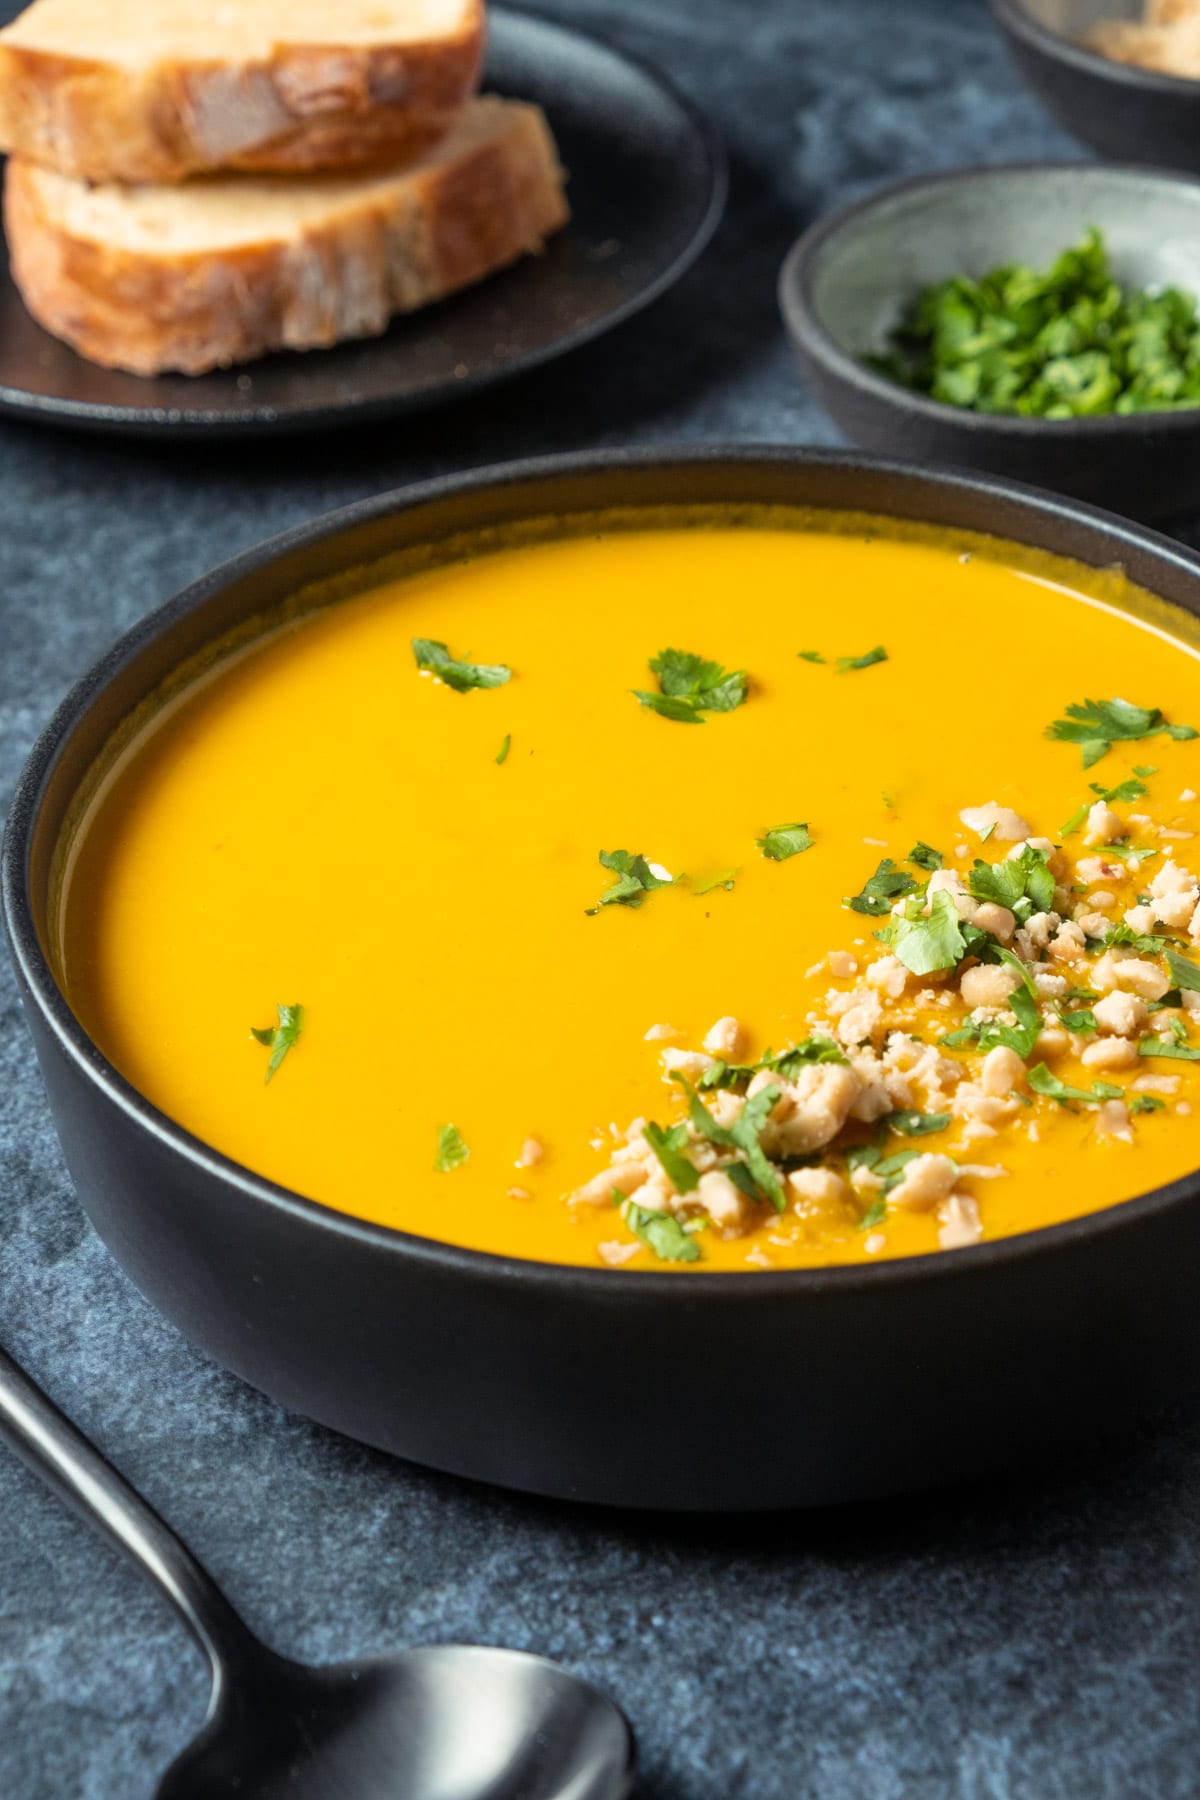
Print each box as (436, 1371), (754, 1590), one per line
(4, 96), (569, 375)
(0, 0), (485, 182)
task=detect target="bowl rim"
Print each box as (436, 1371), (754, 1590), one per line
(992, 0), (1200, 101)
(778, 158), (1200, 438)
(4, 442), (1200, 1299)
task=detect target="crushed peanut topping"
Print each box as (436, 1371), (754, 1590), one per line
(569, 799), (1200, 1266)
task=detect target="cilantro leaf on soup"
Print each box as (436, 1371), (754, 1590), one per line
(587, 849), (673, 914)
(634, 647), (748, 723)
(1046, 696), (1196, 769)
(412, 637), (512, 693)
(757, 822), (813, 862)
(435, 1123), (470, 1172)
(250, 1003), (303, 1083)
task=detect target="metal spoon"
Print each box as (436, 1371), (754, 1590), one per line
(0, 1344), (636, 1799)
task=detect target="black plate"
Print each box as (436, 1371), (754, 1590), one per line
(0, 8), (725, 437)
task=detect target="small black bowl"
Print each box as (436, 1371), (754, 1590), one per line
(779, 161), (1200, 521)
(993, 0), (1200, 172)
(5, 447), (1200, 1511)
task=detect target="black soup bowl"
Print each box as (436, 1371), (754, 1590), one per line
(992, 0), (1200, 173)
(5, 448), (1200, 1512)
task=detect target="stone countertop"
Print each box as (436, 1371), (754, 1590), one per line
(2, 1), (1199, 1795)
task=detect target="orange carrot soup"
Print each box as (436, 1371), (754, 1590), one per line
(53, 509), (1200, 1269)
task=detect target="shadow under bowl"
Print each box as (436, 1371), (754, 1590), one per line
(779, 161), (1200, 522)
(5, 447), (1200, 1510)
(993, 0), (1200, 173)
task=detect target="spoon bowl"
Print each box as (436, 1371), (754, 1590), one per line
(157, 1643), (634, 1800)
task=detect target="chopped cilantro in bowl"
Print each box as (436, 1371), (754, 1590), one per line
(779, 163), (1200, 514)
(868, 228), (1200, 419)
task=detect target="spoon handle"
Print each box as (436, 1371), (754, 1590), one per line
(0, 1342), (257, 1684)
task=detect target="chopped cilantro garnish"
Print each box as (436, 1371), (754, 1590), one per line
(1060, 1008), (1098, 1033)
(1098, 844), (1158, 863)
(870, 229), (1200, 422)
(846, 1144), (883, 1174)
(495, 734), (511, 765)
(1063, 774), (1151, 834)
(724, 1161), (767, 1204)
(940, 1023), (982, 1049)
(412, 637), (511, 693)
(1027, 1064), (1123, 1105)
(1095, 776), (1149, 804)
(1130, 1094), (1166, 1115)
(968, 842), (1055, 915)
(1098, 922), (1171, 955)
(966, 858), (1024, 910)
(634, 647), (748, 724)
(983, 985), (1042, 1059)
(859, 1198), (887, 1230)
(588, 849), (671, 913)
(676, 1072), (780, 1216)
(1166, 948), (1200, 993)
(690, 868), (738, 895)
(757, 821), (813, 862)
(1047, 696), (1196, 769)
(1139, 1036), (1200, 1062)
(940, 981), (1038, 1055)
(845, 857), (917, 916)
(797, 647), (888, 672)
(847, 1145), (931, 1196)
(892, 889), (967, 976)
(836, 645), (888, 673)
(672, 1075), (731, 1146)
(875, 1149), (924, 1184)
(673, 1071), (786, 1210)
(694, 1037), (847, 1092)
(250, 1002), (303, 1083)
(728, 1085), (786, 1212)
(886, 1109), (951, 1137)
(1019, 853), (1058, 915)
(766, 1038), (849, 1078)
(434, 1122), (470, 1172)
(642, 1121), (700, 1193)
(696, 1061), (760, 1092)
(907, 842), (944, 872)
(992, 944), (1038, 997)
(621, 1199), (701, 1263)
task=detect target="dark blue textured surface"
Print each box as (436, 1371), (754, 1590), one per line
(2, 2), (1199, 1795)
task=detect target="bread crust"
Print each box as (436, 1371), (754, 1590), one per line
(0, 3), (485, 180)
(3, 101), (570, 375)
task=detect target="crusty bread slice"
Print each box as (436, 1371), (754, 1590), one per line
(0, 0), (485, 181)
(4, 96), (569, 376)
